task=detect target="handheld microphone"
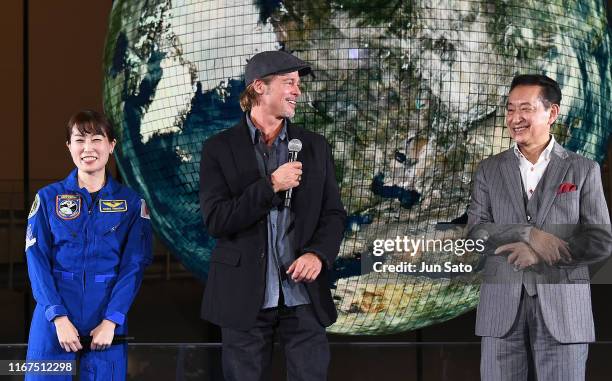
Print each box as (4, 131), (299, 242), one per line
(284, 139), (303, 208)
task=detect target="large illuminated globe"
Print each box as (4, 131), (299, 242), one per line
(103, 0), (611, 334)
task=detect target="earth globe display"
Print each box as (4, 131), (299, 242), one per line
(103, 0), (611, 335)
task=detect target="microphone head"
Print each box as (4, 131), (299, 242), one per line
(288, 139), (302, 153)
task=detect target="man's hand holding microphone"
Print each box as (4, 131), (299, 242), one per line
(271, 161), (302, 193)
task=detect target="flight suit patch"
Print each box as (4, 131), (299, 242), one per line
(140, 199), (150, 219)
(28, 194), (40, 219)
(56, 194), (81, 220)
(100, 200), (127, 212)
(25, 224), (36, 250)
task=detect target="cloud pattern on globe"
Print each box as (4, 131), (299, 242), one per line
(103, 0), (611, 334)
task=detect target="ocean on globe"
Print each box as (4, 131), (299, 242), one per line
(103, 0), (611, 335)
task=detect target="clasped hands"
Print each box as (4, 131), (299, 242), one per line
(494, 228), (571, 271)
(54, 316), (116, 352)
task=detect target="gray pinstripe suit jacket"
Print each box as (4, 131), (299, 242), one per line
(468, 142), (612, 343)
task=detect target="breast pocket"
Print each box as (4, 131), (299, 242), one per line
(300, 168), (324, 190)
(549, 191), (580, 223)
(50, 216), (83, 247)
(96, 214), (126, 255)
(50, 219), (85, 268)
(294, 169), (324, 211)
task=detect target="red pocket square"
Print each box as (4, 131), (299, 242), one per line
(557, 182), (577, 194)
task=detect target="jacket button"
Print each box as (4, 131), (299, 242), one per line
(260, 252), (265, 259)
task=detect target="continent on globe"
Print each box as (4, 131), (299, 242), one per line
(103, 0), (611, 334)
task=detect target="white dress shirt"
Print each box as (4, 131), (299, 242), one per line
(513, 135), (556, 200)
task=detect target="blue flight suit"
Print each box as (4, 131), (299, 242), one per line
(25, 169), (153, 380)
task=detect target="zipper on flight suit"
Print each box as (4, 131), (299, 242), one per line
(81, 192), (105, 295)
(82, 192), (99, 294)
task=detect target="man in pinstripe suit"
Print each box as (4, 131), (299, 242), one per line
(468, 74), (612, 380)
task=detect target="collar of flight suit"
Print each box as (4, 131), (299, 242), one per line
(62, 168), (121, 198)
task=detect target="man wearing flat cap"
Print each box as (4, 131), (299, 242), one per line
(199, 50), (346, 380)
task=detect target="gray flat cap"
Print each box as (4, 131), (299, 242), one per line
(245, 51), (311, 85)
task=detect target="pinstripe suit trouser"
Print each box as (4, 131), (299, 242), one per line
(481, 288), (588, 381)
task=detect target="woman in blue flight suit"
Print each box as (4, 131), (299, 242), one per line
(25, 110), (152, 380)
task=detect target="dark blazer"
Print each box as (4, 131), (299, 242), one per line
(199, 114), (346, 330)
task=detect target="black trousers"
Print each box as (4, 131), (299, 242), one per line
(221, 304), (330, 381)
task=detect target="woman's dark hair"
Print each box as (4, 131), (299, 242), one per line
(66, 110), (116, 142)
(509, 74), (562, 108)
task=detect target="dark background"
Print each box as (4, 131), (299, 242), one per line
(0, 1), (610, 380)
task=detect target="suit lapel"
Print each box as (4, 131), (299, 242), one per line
(500, 150), (528, 221)
(228, 116), (262, 189)
(535, 143), (570, 226)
